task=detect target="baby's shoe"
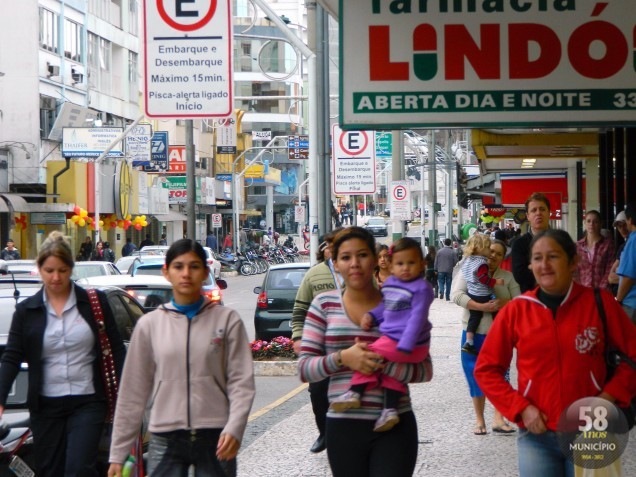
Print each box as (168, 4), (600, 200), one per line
(329, 390), (361, 412)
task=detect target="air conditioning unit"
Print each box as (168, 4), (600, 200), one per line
(47, 63), (60, 77)
(71, 68), (84, 84)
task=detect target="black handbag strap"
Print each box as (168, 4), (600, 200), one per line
(594, 289), (636, 370)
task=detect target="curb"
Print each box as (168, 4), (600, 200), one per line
(253, 360), (298, 377)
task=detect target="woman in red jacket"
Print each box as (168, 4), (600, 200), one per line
(475, 229), (636, 477)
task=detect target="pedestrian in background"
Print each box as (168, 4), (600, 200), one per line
(574, 210), (615, 290)
(0, 239), (20, 260)
(616, 202), (636, 323)
(78, 236), (93, 261)
(206, 230), (219, 253)
(159, 233), (168, 246)
(90, 241), (105, 261)
(108, 239), (254, 477)
(374, 244), (391, 288)
(121, 237), (137, 257)
(511, 192), (551, 292)
(298, 227), (431, 477)
(292, 230), (340, 454)
(0, 231), (125, 477)
(425, 246), (438, 297)
(608, 210), (629, 296)
(223, 233), (233, 251)
(451, 239), (519, 436)
(139, 234), (154, 249)
(435, 238), (458, 301)
(476, 229), (636, 476)
(102, 242), (115, 263)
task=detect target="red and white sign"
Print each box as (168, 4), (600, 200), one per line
(390, 181), (410, 221)
(211, 213), (222, 228)
(332, 125), (376, 195)
(143, 0), (233, 118)
(340, 1), (636, 128)
(168, 145), (187, 173)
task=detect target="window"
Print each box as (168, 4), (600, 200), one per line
(128, 0), (138, 34)
(39, 8), (59, 53)
(40, 95), (57, 139)
(64, 19), (83, 62)
(88, 33), (111, 90)
(128, 50), (138, 101)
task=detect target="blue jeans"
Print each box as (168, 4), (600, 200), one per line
(517, 429), (574, 477)
(148, 429), (236, 477)
(437, 272), (452, 299)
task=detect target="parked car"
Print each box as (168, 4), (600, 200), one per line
(253, 262), (310, 341)
(71, 261), (121, 280)
(140, 245), (222, 278)
(1, 260), (38, 276)
(364, 217), (388, 237)
(78, 272), (227, 308)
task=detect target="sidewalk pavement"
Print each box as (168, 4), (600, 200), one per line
(238, 297), (636, 476)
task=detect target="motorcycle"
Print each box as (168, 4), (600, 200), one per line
(0, 412), (35, 477)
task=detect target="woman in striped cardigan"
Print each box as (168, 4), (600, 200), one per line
(298, 227), (432, 477)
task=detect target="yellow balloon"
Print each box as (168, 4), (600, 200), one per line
(78, 218), (86, 227)
(99, 220), (104, 227)
(80, 209), (88, 218)
(72, 215), (80, 222)
(141, 221), (148, 227)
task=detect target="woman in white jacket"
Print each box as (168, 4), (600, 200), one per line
(108, 239), (255, 477)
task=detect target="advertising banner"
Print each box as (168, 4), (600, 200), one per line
(340, 1), (636, 128)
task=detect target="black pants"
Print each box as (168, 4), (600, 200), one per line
(309, 378), (329, 437)
(326, 411), (418, 477)
(466, 293), (494, 334)
(30, 394), (106, 477)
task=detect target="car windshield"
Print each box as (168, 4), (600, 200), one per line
(134, 266), (164, 276)
(265, 269), (306, 290)
(72, 264), (109, 280)
(125, 288), (173, 308)
(367, 218), (385, 225)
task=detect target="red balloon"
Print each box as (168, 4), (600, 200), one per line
(134, 223), (142, 230)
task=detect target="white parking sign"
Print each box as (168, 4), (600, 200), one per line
(390, 181), (410, 221)
(143, 0), (233, 118)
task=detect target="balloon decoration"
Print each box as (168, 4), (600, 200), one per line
(71, 206), (89, 227)
(70, 207), (148, 231)
(14, 214), (27, 231)
(131, 215), (148, 231)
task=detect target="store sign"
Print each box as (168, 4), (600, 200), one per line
(30, 212), (67, 225)
(127, 124), (153, 166)
(216, 114), (237, 154)
(168, 145), (187, 173)
(142, 0), (233, 118)
(252, 130), (271, 142)
(62, 128), (123, 157)
(162, 176), (187, 203)
(340, 1), (636, 128)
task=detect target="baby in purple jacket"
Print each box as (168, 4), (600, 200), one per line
(330, 238), (434, 432)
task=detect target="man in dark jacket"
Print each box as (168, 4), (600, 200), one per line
(435, 238), (458, 300)
(511, 192), (551, 292)
(121, 238), (137, 257)
(139, 234), (154, 249)
(0, 239), (21, 261)
(102, 242), (116, 263)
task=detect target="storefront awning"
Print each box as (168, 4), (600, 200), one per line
(0, 194), (30, 212)
(153, 210), (188, 222)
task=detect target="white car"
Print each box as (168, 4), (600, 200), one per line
(72, 261), (121, 280)
(140, 245), (221, 279)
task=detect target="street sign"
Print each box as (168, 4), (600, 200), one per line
(216, 173), (232, 182)
(144, 131), (169, 172)
(142, 0), (233, 118)
(211, 213), (222, 228)
(62, 127), (124, 157)
(375, 132), (392, 158)
(340, 1), (636, 128)
(295, 205), (306, 223)
(288, 135), (309, 160)
(216, 114), (237, 154)
(168, 145), (187, 173)
(390, 181), (410, 220)
(127, 123), (153, 167)
(332, 125), (376, 195)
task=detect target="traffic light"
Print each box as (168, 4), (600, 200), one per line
(456, 162), (468, 209)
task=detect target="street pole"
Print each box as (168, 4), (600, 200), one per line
(391, 131), (404, 242)
(250, 0), (318, 263)
(186, 120), (196, 240)
(430, 130), (438, 247)
(446, 131), (454, 241)
(93, 114), (144, 244)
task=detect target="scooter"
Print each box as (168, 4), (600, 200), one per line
(0, 413), (35, 477)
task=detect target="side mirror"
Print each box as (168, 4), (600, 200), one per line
(253, 286), (262, 294)
(216, 279), (228, 290)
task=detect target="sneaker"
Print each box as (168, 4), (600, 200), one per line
(374, 408), (400, 432)
(329, 390), (361, 412)
(461, 342), (478, 355)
